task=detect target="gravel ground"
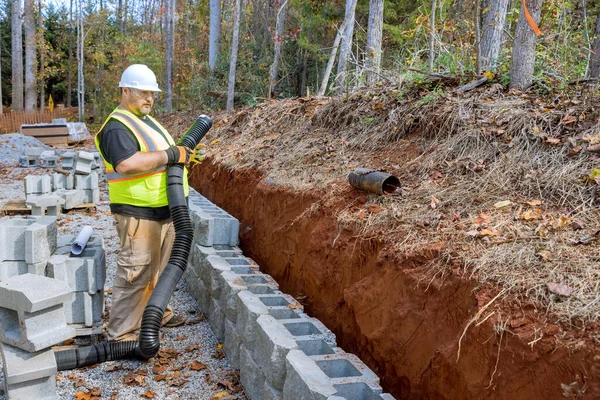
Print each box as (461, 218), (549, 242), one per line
(0, 135), (245, 400)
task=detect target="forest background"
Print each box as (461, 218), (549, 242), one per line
(0, 0), (599, 123)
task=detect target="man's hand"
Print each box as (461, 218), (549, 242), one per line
(165, 145), (193, 165)
(190, 143), (206, 165)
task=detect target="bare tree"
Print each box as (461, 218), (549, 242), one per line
(365, 0), (384, 85)
(429, 0), (436, 70)
(209, 0), (221, 70)
(11, 0), (23, 112)
(67, 0), (73, 107)
(268, 0), (288, 99)
(76, 0), (84, 121)
(24, 0), (37, 110)
(227, 0), (242, 110)
(334, 0), (358, 94)
(590, 12), (600, 77)
(165, 0), (175, 111)
(479, 0), (509, 71)
(509, 0), (543, 90)
(38, 0), (45, 109)
(318, 21), (347, 96)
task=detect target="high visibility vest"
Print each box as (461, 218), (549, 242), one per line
(95, 108), (189, 208)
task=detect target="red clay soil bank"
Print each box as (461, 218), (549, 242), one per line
(189, 160), (600, 400)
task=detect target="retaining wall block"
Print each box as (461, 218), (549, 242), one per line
(202, 255), (232, 299)
(208, 298), (226, 341)
(82, 188), (100, 204)
(26, 194), (65, 219)
(188, 190), (239, 246)
(52, 174), (67, 191)
(0, 217), (57, 263)
(24, 147), (44, 157)
(91, 152), (101, 170)
(18, 156), (38, 168)
(223, 318), (241, 370)
(54, 189), (85, 209)
(1, 342), (58, 400)
(240, 344), (266, 400)
(40, 155), (59, 168)
(236, 290), (270, 352)
(0, 274), (75, 352)
(184, 263), (210, 314)
(262, 381), (283, 400)
(74, 151), (94, 175)
(63, 290), (104, 326)
(283, 350), (337, 400)
(75, 171), (99, 190)
(46, 246), (106, 294)
(255, 314), (298, 391)
(0, 261), (47, 280)
(277, 317), (336, 348)
(24, 175), (52, 195)
(219, 271), (280, 323)
(61, 151), (76, 170)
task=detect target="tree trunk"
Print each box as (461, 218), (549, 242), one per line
(479, 0), (509, 71)
(474, 0), (481, 75)
(590, 13), (600, 77)
(429, 0), (436, 70)
(300, 49), (308, 96)
(0, 40), (3, 115)
(67, 0), (73, 107)
(509, 0), (543, 89)
(11, 0), (23, 112)
(165, 0), (175, 111)
(251, 0), (265, 61)
(268, 0), (287, 99)
(38, 0), (45, 110)
(77, 0), (84, 121)
(227, 0), (241, 110)
(334, 0), (358, 94)
(24, 0), (36, 110)
(209, 0), (221, 70)
(365, 0), (384, 85)
(318, 21), (346, 96)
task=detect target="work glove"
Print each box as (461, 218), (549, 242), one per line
(190, 143), (207, 165)
(165, 145), (193, 165)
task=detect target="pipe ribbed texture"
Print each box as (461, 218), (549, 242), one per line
(55, 114), (213, 370)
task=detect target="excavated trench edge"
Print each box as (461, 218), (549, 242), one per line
(190, 161), (600, 400)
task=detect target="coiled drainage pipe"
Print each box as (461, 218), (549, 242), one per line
(54, 115), (213, 370)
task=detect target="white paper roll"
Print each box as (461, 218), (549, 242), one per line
(71, 225), (93, 255)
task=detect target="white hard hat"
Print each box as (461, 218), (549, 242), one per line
(119, 64), (161, 92)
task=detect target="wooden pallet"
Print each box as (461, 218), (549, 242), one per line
(1, 200), (30, 215)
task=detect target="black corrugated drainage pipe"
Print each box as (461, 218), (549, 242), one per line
(54, 115), (213, 370)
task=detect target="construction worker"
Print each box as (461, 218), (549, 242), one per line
(95, 64), (191, 342)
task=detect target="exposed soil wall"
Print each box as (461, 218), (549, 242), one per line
(190, 160), (600, 400)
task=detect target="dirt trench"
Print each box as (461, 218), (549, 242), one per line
(189, 160), (600, 400)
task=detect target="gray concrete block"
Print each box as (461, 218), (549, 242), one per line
(0, 261), (46, 280)
(240, 344), (266, 400)
(61, 151), (76, 170)
(208, 298), (226, 341)
(24, 147), (44, 157)
(312, 352), (380, 385)
(75, 151), (94, 174)
(190, 209), (215, 246)
(0, 274), (74, 351)
(262, 381), (283, 400)
(202, 255), (232, 299)
(51, 174), (67, 191)
(82, 188), (100, 204)
(27, 260), (47, 276)
(184, 263), (210, 314)
(40, 155), (58, 168)
(54, 189), (85, 209)
(64, 290), (104, 326)
(219, 270), (279, 323)
(91, 152), (101, 169)
(75, 172), (99, 190)
(1, 342), (58, 400)
(255, 315), (298, 391)
(223, 318), (241, 370)
(330, 382), (388, 399)
(18, 155), (38, 168)
(236, 291), (270, 352)
(283, 350), (336, 400)
(46, 246), (106, 294)
(26, 194), (65, 218)
(0, 217), (57, 263)
(279, 317), (336, 348)
(24, 175), (52, 195)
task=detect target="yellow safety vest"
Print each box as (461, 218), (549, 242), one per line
(95, 108), (189, 208)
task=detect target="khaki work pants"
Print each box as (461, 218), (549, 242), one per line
(107, 214), (175, 342)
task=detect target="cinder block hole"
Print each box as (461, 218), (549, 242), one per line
(284, 321), (321, 336)
(28, 160), (36, 166)
(0, 308), (21, 341)
(213, 245), (235, 251)
(230, 267), (255, 274)
(216, 252), (238, 258)
(268, 308), (301, 320)
(242, 276), (269, 284)
(297, 339), (335, 356)
(247, 285), (275, 295)
(333, 383), (380, 399)
(224, 258), (250, 266)
(316, 359), (361, 378)
(260, 296), (290, 307)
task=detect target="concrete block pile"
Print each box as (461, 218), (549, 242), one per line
(23, 150), (105, 217)
(184, 188), (394, 399)
(0, 217), (106, 399)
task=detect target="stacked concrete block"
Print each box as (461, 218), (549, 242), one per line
(24, 175), (52, 196)
(54, 189), (85, 210)
(39, 150), (58, 168)
(0, 274), (75, 352)
(26, 194), (65, 218)
(74, 151), (94, 175)
(74, 171), (100, 204)
(18, 156), (39, 168)
(1, 342), (58, 400)
(0, 217), (57, 280)
(188, 189), (240, 246)
(61, 151), (76, 170)
(51, 173), (74, 191)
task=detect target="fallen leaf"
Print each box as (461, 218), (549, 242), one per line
(479, 228), (502, 237)
(75, 391), (92, 400)
(466, 230), (479, 237)
(584, 134), (600, 144)
(155, 374), (167, 382)
(142, 390), (156, 398)
(547, 283), (574, 297)
(493, 200), (512, 209)
(559, 114), (577, 125)
(536, 249), (552, 261)
(175, 335), (187, 341)
(430, 196), (441, 209)
(190, 361), (207, 371)
(216, 343), (223, 350)
(569, 146), (582, 156)
(356, 210), (365, 219)
(366, 204), (382, 214)
(104, 364), (122, 372)
(211, 391), (229, 400)
(287, 302), (302, 309)
(524, 199), (542, 206)
(474, 213), (492, 224)
(570, 230), (600, 245)
(153, 365), (168, 375)
(63, 338), (75, 345)
(521, 209), (542, 221)
(185, 344), (199, 352)
(587, 144), (600, 153)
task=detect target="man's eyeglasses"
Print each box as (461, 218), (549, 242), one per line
(130, 88), (158, 100)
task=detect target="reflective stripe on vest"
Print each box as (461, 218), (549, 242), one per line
(95, 108), (189, 208)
